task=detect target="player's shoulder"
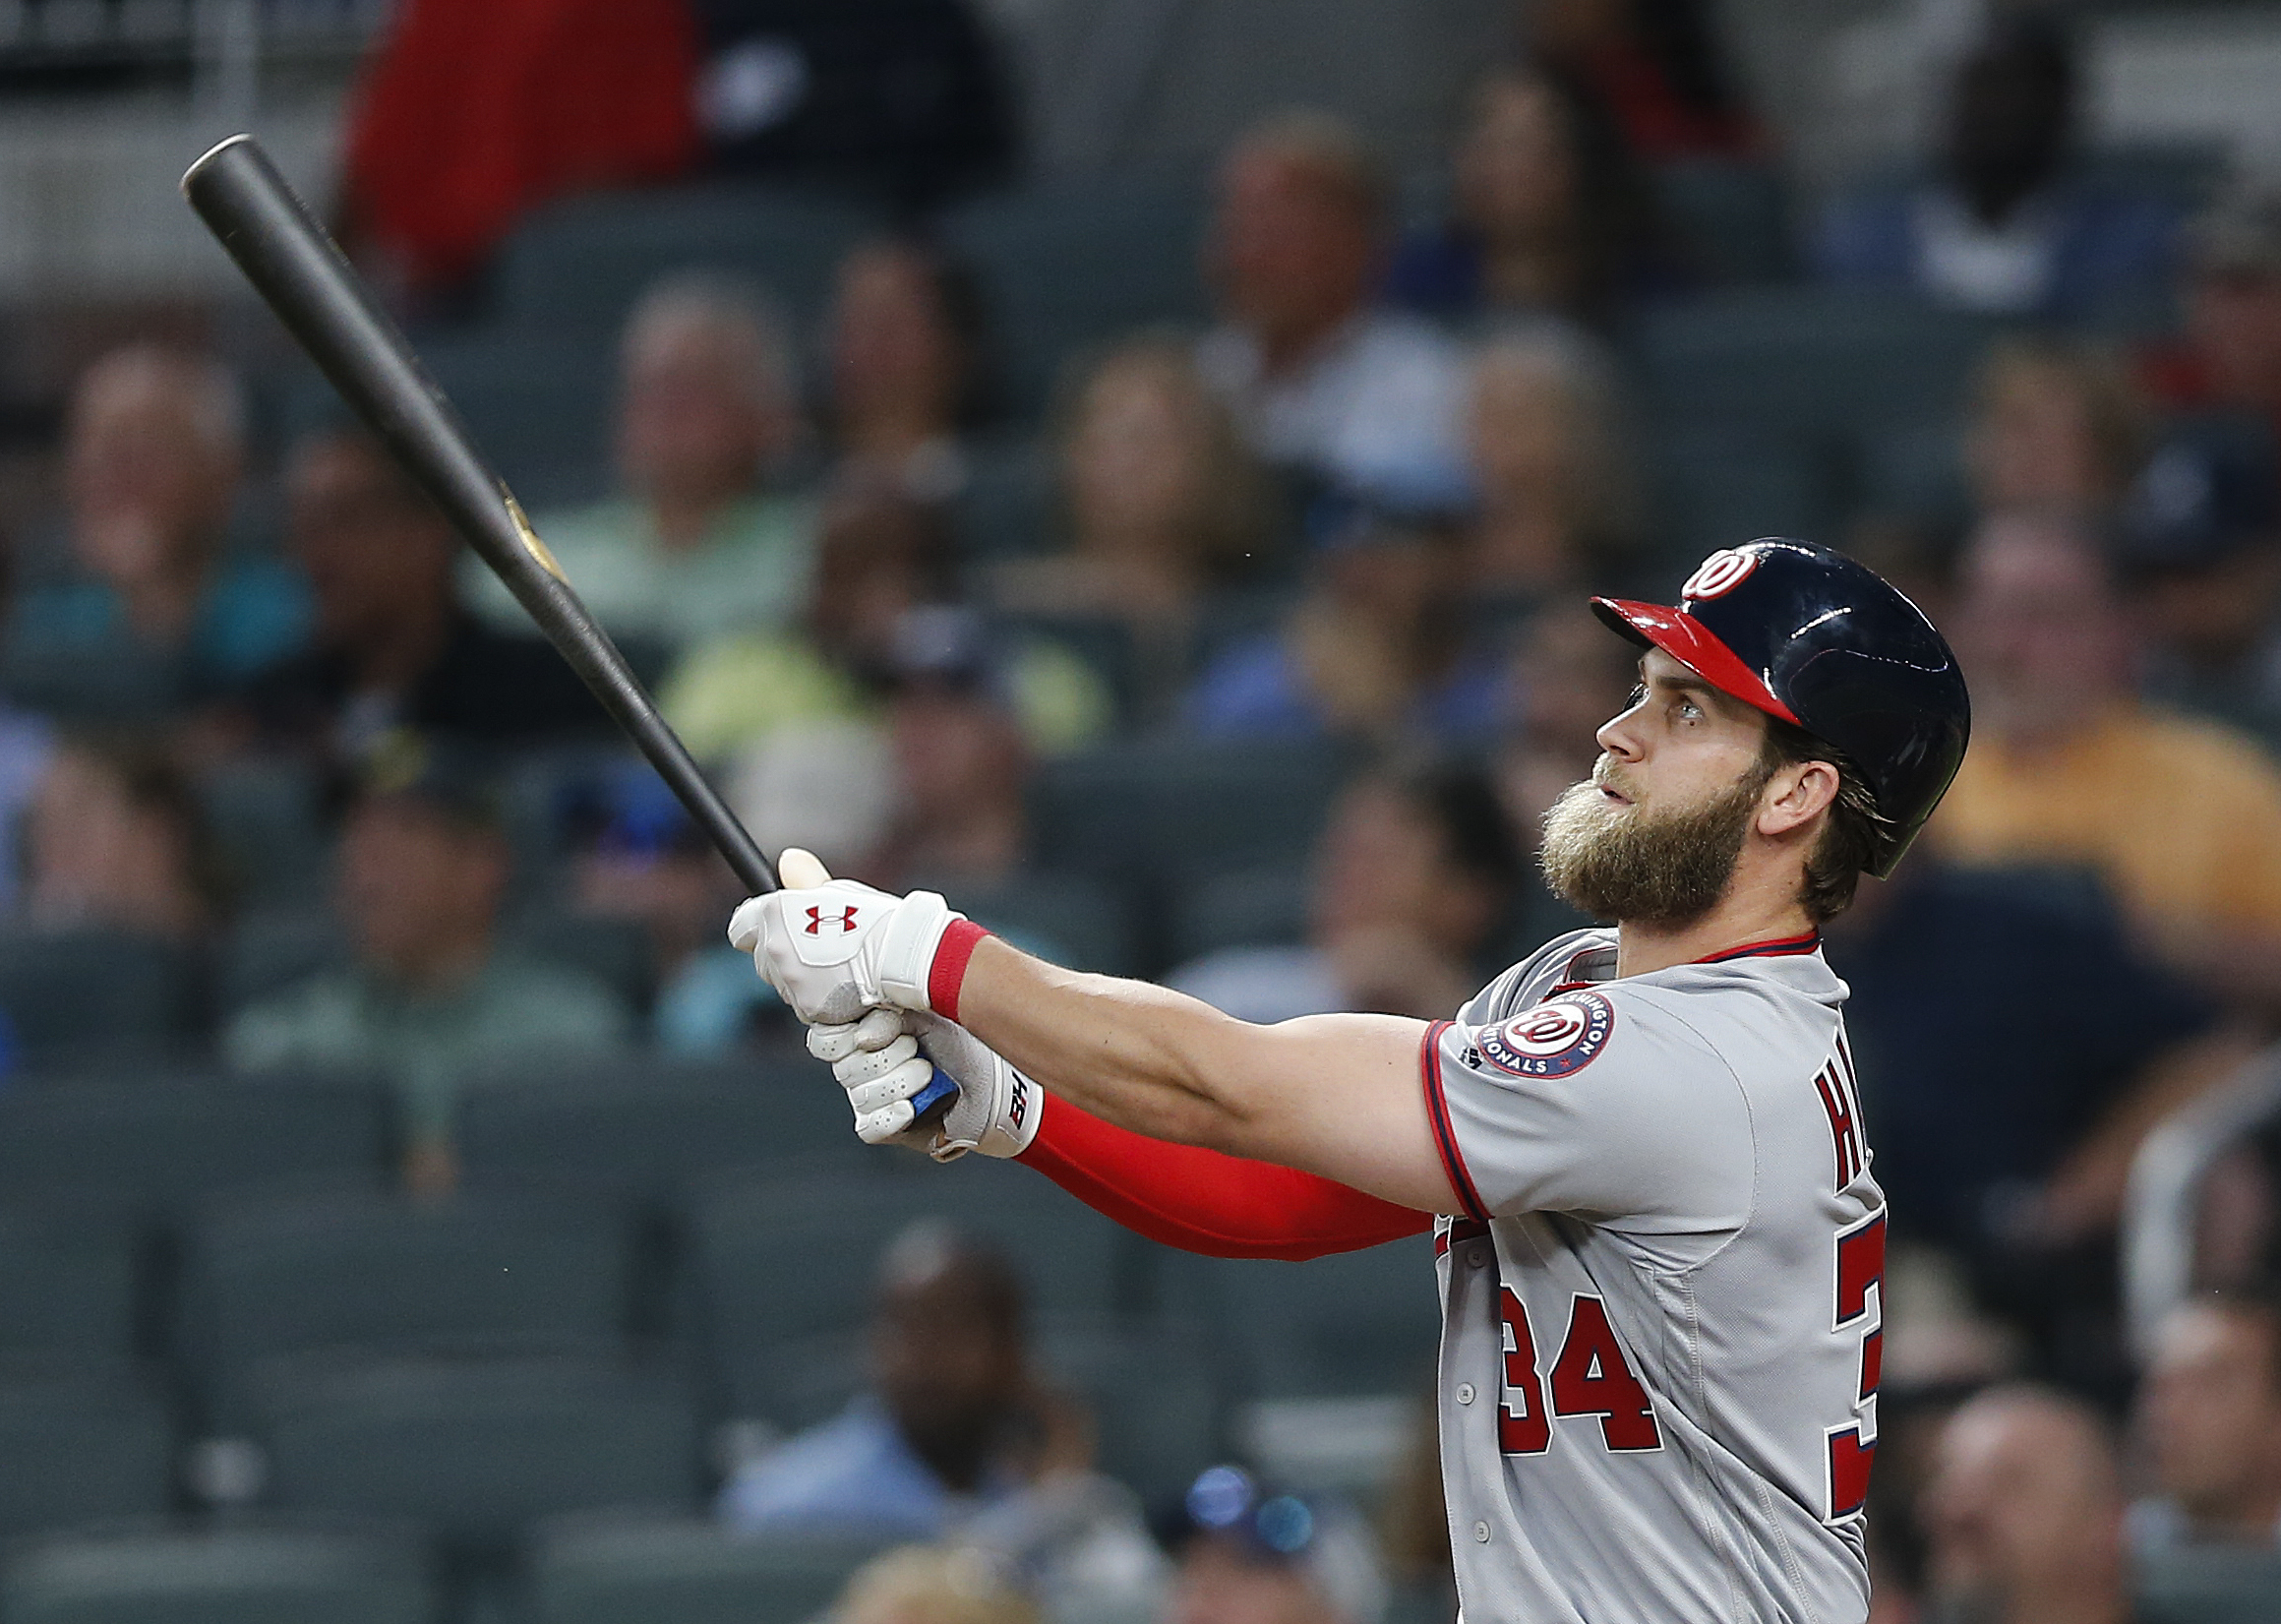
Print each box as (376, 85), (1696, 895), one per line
(1465, 927), (1619, 1023)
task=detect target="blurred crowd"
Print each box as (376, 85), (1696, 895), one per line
(10, 0), (2281, 1620)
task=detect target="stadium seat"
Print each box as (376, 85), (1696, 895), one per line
(688, 1160), (1130, 1416)
(0, 1525), (434, 1624)
(415, 331), (619, 511)
(950, 436), (1055, 562)
(455, 1053), (860, 1200)
(2137, 1546), (2281, 1624)
(1163, 862), (1311, 965)
(221, 910), (344, 1016)
(0, 1073), (390, 1214)
(940, 178), (1212, 418)
(493, 183), (882, 335)
(0, 1369), (174, 1535)
(1648, 428), (1830, 564)
(529, 1516), (892, 1624)
(197, 760), (330, 912)
(930, 868), (1139, 978)
(1028, 738), (1361, 887)
(1635, 287), (2003, 449)
(178, 1184), (636, 1428)
(0, 1202), (141, 1361)
(1037, 1315), (1226, 1503)
(1651, 159), (1793, 285)
(1160, 1236), (1441, 1398)
(256, 1353), (701, 1553)
(0, 931), (199, 1066)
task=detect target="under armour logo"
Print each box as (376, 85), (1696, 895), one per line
(805, 905), (861, 935)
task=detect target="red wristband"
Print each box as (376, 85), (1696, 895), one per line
(928, 919), (990, 1021)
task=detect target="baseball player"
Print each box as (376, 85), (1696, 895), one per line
(731, 538), (1970, 1623)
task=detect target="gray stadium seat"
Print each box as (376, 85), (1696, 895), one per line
(178, 1185), (635, 1428)
(0, 1074), (390, 1214)
(415, 332), (620, 511)
(530, 1517), (892, 1624)
(455, 1053), (860, 1199)
(0, 1203), (140, 1361)
(1651, 159), (1792, 286)
(198, 760), (329, 912)
(689, 1160), (1129, 1415)
(1028, 738), (1361, 887)
(0, 1370), (174, 1534)
(1635, 287), (2003, 448)
(929, 868), (1139, 978)
(1649, 428), (1829, 565)
(257, 1353), (701, 1552)
(494, 183), (881, 334)
(1164, 862), (1310, 966)
(2137, 1547), (2281, 1624)
(941, 178), (1211, 418)
(1160, 1236), (1441, 1398)
(0, 931), (199, 1066)
(0, 1526), (434, 1624)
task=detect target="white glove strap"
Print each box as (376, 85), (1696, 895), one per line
(874, 890), (957, 1011)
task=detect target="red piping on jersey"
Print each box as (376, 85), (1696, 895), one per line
(1016, 1097), (1428, 1261)
(1419, 1020), (1493, 1226)
(1694, 930), (1822, 963)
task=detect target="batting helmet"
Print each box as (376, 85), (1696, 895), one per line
(1591, 537), (1970, 878)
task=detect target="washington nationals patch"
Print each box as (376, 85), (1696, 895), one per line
(1476, 992), (1617, 1079)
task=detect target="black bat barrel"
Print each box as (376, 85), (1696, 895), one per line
(181, 134), (776, 897)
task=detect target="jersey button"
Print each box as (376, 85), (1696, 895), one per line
(1472, 1521), (1491, 1543)
(1456, 1383), (1475, 1405)
(1467, 1247), (1488, 1268)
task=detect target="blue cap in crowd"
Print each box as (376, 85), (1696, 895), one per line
(2118, 433), (2280, 576)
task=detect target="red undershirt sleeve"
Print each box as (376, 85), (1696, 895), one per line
(1016, 1097), (1431, 1261)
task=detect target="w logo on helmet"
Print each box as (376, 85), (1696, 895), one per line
(1682, 549), (1759, 601)
(805, 905), (861, 935)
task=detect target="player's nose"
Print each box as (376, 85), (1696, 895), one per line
(1595, 709), (1646, 761)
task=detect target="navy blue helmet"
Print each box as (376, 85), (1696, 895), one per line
(1591, 538), (1971, 877)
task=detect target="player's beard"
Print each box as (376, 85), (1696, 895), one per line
(1539, 756), (1774, 929)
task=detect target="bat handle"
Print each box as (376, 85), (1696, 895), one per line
(912, 1067), (959, 1116)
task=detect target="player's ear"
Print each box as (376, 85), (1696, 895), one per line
(777, 848), (834, 887)
(1760, 759), (1839, 839)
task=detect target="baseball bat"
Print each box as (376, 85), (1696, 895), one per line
(182, 134), (956, 1114)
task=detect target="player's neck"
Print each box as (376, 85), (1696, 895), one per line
(1613, 871), (1817, 979)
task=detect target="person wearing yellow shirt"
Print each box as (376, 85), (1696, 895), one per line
(1933, 510), (2281, 1010)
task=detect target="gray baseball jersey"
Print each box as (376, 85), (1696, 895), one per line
(1423, 926), (1882, 1623)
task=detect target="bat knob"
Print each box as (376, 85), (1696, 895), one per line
(911, 1066), (959, 1117)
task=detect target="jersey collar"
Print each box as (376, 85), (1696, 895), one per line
(1692, 930), (1824, 963)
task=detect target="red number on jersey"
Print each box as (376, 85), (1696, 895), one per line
(1827, 1209), (1886, 1520)
(1497, 1290), (1660, 1455)
(1497, 1285), (1551, 1454)
(1549, 1294), (1664, 1451)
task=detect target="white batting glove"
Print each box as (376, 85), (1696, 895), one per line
(726, 848), (984, 1025)
(808, 1008), (1044, 1161)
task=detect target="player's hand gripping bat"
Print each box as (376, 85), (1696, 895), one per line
(180, 134), (956, 1114)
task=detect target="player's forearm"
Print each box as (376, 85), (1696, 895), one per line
(953, 935), (1423, 1179)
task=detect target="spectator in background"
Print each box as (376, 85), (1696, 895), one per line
(466, 273), (813, 653)
(1184, 495), (1498, 747)
(1195, 112), (1471, 501)
(1827, 861), (2222, 1398)
(339, 0), (697, 300)
(20, 736), (222, 943)
(721, 1223), (1089, 1536)
(231, 427), (603, 763)
(691, 0), (1016, 211)
(992, 337), (1277, 717)
(2119, 435), (2281, 745)
(1170, 761), (1522, 1024)
(8, 347), (306, 716)
(1918, 1386), (2133, 1624)
(1813, 16), (2179, 321)
(2143, 184), (2281, 452)
(2131, 1293), (2281, 1553)
(1386, 67), (1666, 329)
(1523, 0), (1762, 161)
(1464, 329), (1639, 621)
(823, 237), (995, 507)
(225, 740), (629, 1193)
(1966, 338), (2151, 521)
(1160, 1467), (1385, 1624)
(1929, 511), (2281, 1015)
(833, 1546), (1039, 1624)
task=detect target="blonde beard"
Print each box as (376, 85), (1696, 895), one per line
(1538, 760), (1772, 929)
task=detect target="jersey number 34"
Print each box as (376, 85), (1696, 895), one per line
(1497, 1290), (1663, 1455)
